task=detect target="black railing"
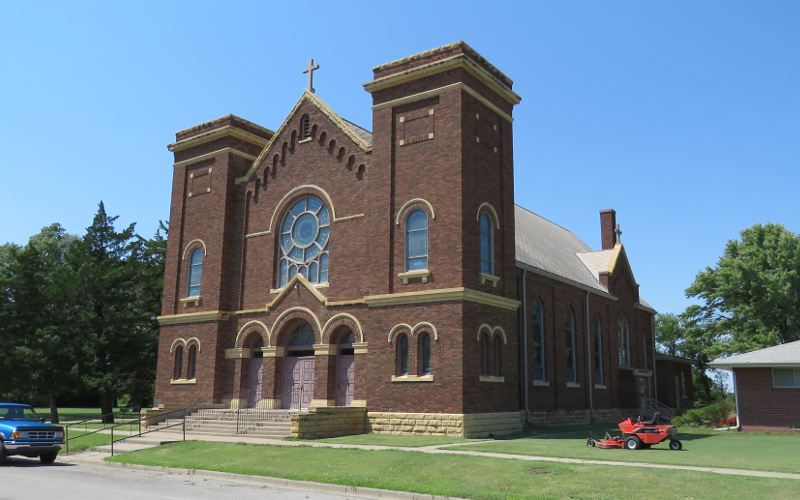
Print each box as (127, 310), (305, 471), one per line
(108, 405), (195, 456)
(64, 408), (141, 454)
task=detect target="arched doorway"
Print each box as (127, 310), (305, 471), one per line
(283, 323), (316, 410)
(245, 336), (264, 408)
(335, 330), (356, 407)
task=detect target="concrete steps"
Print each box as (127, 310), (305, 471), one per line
(148, 409), (293, 439)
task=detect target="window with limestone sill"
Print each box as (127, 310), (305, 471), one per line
(533, 379), (550, 387)
(479, 272), (500, 287)
(170, 378), (197, 385)
(391, 374), (434, 383)
(566, 382), (581, 388)
(594, 384), (608, 390)
(180, 296), (202, 308)
(398, 269), (431, 284)
(479, 375), (505, 383)
(269, 282), (329, 294)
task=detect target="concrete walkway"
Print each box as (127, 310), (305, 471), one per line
(71, 430), (800, 481)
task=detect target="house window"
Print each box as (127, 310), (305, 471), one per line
(187, 344), (197, 380)
(565, 307), (577, 383)
(532, 298), (545, 381)
(419, 332), (431, 375)
(278, 196), (330, 286)
(300, 114), (311, 140)
(173, 345), (183, 380)
(396, 334), (409, 376)
(187, 248), (203, 297)
(593, 316), (604, 384)
(773, 368), (800, 388)
(479, 212), (494, 274)
(405, 209), (428, 271)
(618, 315), (630, 368)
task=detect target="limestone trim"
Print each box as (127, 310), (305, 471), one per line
(388, 322), (438, 343)
(364, 54), (521, 106)
(169, 378), (197, 385)
(476, 202), (501, 229)
(352, 342), (368, 354)
(566, 382), (582, 388)
(169, 337), (201, 354)
(237, 91), (371, 184)
(477, 324), (507, 344)
(270, 306), (323, 346)
(224, 348), (252, 359)
(594, 384), (608, 389)
(267, 273), (328, 309)
(157, 310), (229, 325)
(173, 147), (257, 168)
(395, 198), (436, 225)
(313, 344), (336, 356)
(391, 374), (434, 383)
(479, 375), (505, 383)
(168, 125), (269, 153)
(365, 287), (520, 311)
(533, 380), (550, 387)
(398, 269), (431, 284)
(234, 320), (271, 349)
(321, 313), (365, 343)
(261, 346), (284, 358)
(479, 273), (500, 287)
(181, 239), (208, 260)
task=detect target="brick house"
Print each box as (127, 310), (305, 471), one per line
(153, 42), (657, 437)
(655, 354), (694, 411)
(709, 340), (800, 431)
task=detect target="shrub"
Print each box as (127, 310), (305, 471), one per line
(673, 396), (735, 427)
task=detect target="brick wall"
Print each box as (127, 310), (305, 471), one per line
(735, 368), (800, 431)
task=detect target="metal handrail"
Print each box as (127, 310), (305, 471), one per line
(109, 406), (195, 456)
(64, 408), (141, 454)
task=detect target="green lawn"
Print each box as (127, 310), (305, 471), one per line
(34, 407), (138, 422)
(447, 424), (800, 473)
(307, 433), (471, 447)
(108, 441), (800, 500)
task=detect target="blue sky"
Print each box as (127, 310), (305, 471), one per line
(1, 1), (798, 315)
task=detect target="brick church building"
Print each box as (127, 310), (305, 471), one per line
(154, 42), (657, 437)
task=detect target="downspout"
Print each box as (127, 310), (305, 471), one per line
(522, 270), (530, 421)
(732, 369), (741, 430)
(585, 291), (594, 422)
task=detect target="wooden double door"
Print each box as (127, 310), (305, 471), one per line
(283, 356), (315, 410)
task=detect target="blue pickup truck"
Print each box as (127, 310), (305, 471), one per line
(0, 403), (64, 464)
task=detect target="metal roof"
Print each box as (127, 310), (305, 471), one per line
(709, 339), (800, 369)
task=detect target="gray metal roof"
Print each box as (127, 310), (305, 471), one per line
(339, 117), (373, 146)
(709, 340), (800, 369)
(515, 205), (609, 293)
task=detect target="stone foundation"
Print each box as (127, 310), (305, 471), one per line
(367, 411), (524, 438)
(527, 408), (640, 426)
(291, 407), (367, 439)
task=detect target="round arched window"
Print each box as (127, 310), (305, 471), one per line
(278, 196), (330, 286)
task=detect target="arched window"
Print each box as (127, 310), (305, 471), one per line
(187, 248), (203, 297)
(565, 307), (577, 383)
(278, 196), (330, 286)
(300, 114), (311, 140)
(480, 212), (494, 274)
(173, 345), (183, 380)
(480, 331), (490, 376)
(493, 336), (503, 377)
(418, 333), (431, 375)
(187, 344), (197, 380)
(396, 334), (409, 376)
(405, 210), (428, 271)
(618, 314), (630, 368)
(532, 298), (545, 381)
(593, 316), (604, 385)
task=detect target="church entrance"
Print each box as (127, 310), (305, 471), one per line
(335, 330), (356, 407)
(282, 323), (316, 411)
(246, 336), (264, 408)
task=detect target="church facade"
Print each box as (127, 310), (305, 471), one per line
(154, 42), (657, 437)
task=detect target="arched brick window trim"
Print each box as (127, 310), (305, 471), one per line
(322, 313), (364, 344)
(270, 307), (323, 347)
(478, 324), (506, 376)
(395, 198), (435, 225)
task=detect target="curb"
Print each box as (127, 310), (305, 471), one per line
(63, 455), (465, 500)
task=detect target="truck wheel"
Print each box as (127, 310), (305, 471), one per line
(39, 453), (58, 465)
(0, 447), (7, 465)
(625, 436), (641, 450)
(669, 439), (683, 451)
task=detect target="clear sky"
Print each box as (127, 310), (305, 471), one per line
(1, 1), (797, 315)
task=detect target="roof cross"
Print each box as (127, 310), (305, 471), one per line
(303, 58), (320, 93)
(615, 224), (623, 244)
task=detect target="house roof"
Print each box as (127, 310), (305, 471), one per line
(709, 340), (800, 369)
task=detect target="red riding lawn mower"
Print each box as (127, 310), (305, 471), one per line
(586, 412), (683, 451)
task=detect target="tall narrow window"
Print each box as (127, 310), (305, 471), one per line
(565, 307), (577, 383)
(593, 316), (604, 385)
(642, 333), (649, 369)
(532, 298), (545, 381)
(419, 333), (431, 375)
(300, 114), (311, 139)
(618, 315), (630, 368)
(480, 332), (490, 376)
(187, 248), (203, 297)
(278, 196), (330, 286)
(187, 344), (197, 380)
(396, 334), (409, 376)
(480, 212), (494, 274)
(173, 346), (183, 380)
(405, 210), (428, 271)
(494, 336), (503, 377)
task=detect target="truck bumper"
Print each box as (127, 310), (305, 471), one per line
(2, 442), (63, 457)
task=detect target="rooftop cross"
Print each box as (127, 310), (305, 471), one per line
(615, 224), (623, 244)
(303, 58), (320, 93)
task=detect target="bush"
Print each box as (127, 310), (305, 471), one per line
(673, 396), (735, 427)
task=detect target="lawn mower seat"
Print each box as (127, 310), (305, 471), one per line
(640, 412), (660, 425)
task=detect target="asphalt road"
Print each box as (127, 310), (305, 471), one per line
(0, 457), (361, 500)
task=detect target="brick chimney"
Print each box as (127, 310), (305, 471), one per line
(600, 209), (617, 250)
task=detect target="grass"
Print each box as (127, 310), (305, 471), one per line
(108, 441), (800, 500)
(445, 424), (800, 473)
(34, 407), (138, 422)
(307, 433), (471, 447)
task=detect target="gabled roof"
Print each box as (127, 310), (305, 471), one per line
(709, 340), (800, 369)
